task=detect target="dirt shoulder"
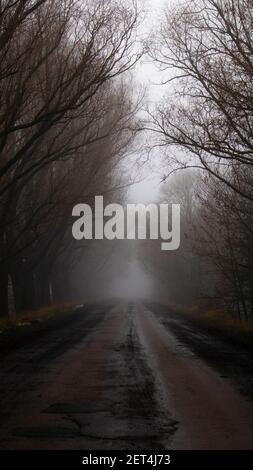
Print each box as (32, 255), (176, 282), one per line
(0, 304), (91, 356)
(146, 302), (253, 400)
(152, 301), (253, 354)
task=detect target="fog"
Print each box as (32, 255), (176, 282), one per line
(108, 259), (154, 300)
(67, 0), (169, 304)
(2, 0), (252, 322)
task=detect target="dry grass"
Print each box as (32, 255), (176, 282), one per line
(160, 299), (253, 349)
(177, 305), (253, 334)
(197, 308), (253, 336)
(0, 303), (77, 333)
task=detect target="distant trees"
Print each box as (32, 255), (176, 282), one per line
(0, 0), (141, 317)
(137, 171), (205, 305)
(195, 170), (253, 320)
(145, 168), (253, 321)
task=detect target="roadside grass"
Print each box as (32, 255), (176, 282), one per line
(0, 303), (77, 334)
(162, 301), (253, 351)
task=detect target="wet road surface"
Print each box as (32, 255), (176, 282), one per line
(1, 302), (253, 449)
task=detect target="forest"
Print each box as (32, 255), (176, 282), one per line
(0, 0), (253, 324)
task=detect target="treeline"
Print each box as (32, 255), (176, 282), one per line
(2, 0), (253, 322)
(0, 0), (141, 317)
(145, 0), (253, 320)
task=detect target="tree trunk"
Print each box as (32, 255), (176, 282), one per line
(11, 263), (37, 313)
(0, 264), (8, 317)
(35, 265), (52, 308)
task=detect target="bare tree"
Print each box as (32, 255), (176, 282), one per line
(0, 0), (142, 316)
(8, 80), (140, 313)
(148, 0), (253, 201)
(194, 168), (253, 320)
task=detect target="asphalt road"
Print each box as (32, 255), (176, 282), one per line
(1, 302), (253, 450)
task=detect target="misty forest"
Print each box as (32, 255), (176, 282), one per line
(1, 0), (253, 453)
(1, 0), (253, 321)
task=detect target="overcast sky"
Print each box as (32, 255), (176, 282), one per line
(129, 0), (170, 203)
(136, 0), (168, 99)
(111, 0), (173, 298)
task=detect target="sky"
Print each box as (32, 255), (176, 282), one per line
(129, 0), (169, 203)
(135, 0), (170, 103)
(108, 0), (171, 298)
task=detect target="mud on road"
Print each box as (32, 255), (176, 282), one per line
(0, 303), (176, 450)
(1, 302), (253, 449)
(147, 302), (253, 400)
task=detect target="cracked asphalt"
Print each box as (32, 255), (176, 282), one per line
(1, 302), (253, 449)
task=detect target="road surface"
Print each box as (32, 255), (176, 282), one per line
(1, 302), (253, 450)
